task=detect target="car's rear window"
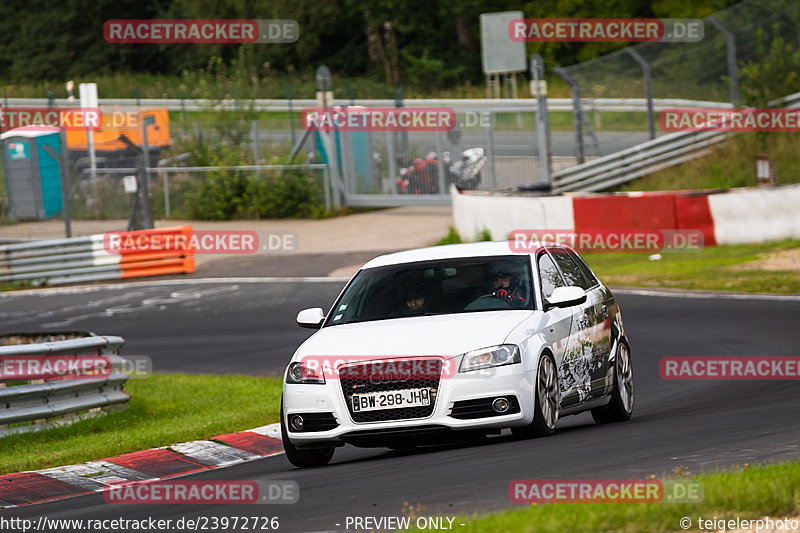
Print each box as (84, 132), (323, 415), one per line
(325, 256), (534, 326)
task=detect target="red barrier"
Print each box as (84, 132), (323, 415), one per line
(674, 195), (716, 246)
(573, 192), (716, 246)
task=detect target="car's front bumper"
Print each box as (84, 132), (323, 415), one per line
(282, 363), (536, 447)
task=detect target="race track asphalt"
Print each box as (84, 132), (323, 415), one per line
(2, 280), (799, 532)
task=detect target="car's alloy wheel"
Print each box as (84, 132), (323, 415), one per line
(512, 353), (559, 438)
(280, 400), (335, 468)
(592, 341), (634, 424)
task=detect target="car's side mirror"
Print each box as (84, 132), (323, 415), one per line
(544, 286), (587, 310)
(296, 307), (325, 329)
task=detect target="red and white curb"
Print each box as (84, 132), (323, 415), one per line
(0, 423), (283, 509)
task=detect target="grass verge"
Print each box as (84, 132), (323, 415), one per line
(439, 461), (800, 533)
(0, 373), (283, 476)
(439, 228), (799, 293)
(582, 240), (800, 293)
(621, 133), (800, 191)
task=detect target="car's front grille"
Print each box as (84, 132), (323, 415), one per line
(339, 359), (443, 423)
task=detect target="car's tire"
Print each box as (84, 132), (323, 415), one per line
(591, 340), (634, 424)
(280, 401), (335, 468)
(512, 352), (559, 439)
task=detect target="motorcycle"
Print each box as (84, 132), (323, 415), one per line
(396, 147), (486, 194)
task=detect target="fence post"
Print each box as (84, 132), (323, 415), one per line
(435, 129), (447, 194)
(708, 16), (739, 105)
(141, 119), (154, 229)
(626, 48), (656, 140)
(530, 54), (552, 187)
(163, 171), (170, 219)
(387, 131), (397, 195)
(554, 67), (585, 164)
(251, 120), (261, 178)
(287, 84), (296, 146)
(484, 112), (497, 189)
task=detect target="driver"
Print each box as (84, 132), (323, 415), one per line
(486, 262), (527, 308)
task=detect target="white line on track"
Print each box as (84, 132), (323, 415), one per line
(2, 278), (799, 302)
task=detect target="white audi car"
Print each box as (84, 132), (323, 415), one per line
(281, 241), (633, 467)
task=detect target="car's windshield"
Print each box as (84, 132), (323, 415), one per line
(326, 255), (534, 326)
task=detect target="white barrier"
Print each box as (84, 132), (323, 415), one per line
(451, 186), (574, 240)
(709, 184), (800, 245)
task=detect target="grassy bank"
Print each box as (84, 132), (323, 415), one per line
(622, 133), (800, 191)
(0, 373), (283, 475)
(442, 461), (800, 533)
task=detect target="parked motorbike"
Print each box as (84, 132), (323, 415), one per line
(396, 147), (486, 194)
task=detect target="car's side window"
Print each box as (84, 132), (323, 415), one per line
(568, 251), (600, 288)
(550, 248), (592, 290)
(538, 252), (566, 299)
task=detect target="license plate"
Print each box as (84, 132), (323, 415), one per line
(352, 388), (430, 412)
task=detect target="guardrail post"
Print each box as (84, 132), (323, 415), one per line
(708, 16), (739, 105)
(554, 67), (585, 164)
(626, 48), (656, 140)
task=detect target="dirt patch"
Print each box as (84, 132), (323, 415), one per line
(730, 248), (800, 272)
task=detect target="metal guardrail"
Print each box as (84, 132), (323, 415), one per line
(0, 226), (195, 286)
(0, 332), (129, 437)
(3, 97), (733, 113)
(550, 91), (800, 193)
(551, 130), (727, 193)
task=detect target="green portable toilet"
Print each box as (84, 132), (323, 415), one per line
(1, 127), (63, 220)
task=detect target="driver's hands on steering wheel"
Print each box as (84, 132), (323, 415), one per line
(493, 289), (526, 304)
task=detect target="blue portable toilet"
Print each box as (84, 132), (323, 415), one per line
(1, 127), (63, 219)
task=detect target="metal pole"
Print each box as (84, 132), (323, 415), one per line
(287, 84), (296, 146)
(554, 67), (585, 164)
(708, 16), (739, 105)
(531, 54), (552, 187)
(626, 48), (656, 140)
(141, 121), (154, 228)
(162, 171), (170, 219)
(435, 129), (447, 194)
(484, 112), (496, 189)
(387, 130), (397, 195)
(251, 120), (260, 178)
(323, 166), (331, 212)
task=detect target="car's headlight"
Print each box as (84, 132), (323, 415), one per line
(459, 345), (521, 373)
(285, 362), (325, 384)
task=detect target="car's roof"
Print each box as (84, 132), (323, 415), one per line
(362, 240), (552, 270)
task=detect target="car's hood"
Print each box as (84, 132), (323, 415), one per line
(294, 311), (532, 361)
